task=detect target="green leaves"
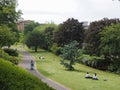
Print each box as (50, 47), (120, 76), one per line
(0, 0), (19, 24)
(0, 25), (16, 48)
(84, 18), (120, 56)
(100, 23), (120, 54)
(100, 23), (120, 71)
(0, 0), (20, 45)
(24, 23), (57, 51)
(60, 41), (83, 70)
(54, 18), (84, 47)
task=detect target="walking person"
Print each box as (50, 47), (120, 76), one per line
(30, 60), (34, 70)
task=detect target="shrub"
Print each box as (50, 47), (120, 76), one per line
(0, 49), (10, 60)
(51, 43), (61, 55)
(79, 54), (109, 70)
(9, 56), (19, 65)
(4, 48), (18, 57)
(0, 49), (20, 65)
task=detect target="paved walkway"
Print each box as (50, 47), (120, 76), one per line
(19, 50), (70, 90)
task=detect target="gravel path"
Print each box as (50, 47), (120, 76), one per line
(19, 50), (70, 90)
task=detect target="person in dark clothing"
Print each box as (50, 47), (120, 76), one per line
(30, 60), (34, 70)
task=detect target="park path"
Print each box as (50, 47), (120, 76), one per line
(19, 50), (70, 90)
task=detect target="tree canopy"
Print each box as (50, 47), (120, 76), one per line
(84, 18), (120, 56)
(60, 41), (83, 70)
(54, 18), (84, 47)
(0, 0), (18, 24)
(0, 0), (21, 46)
(0, 25), (16, 48)
(100, 23), (120, 71)
(25, 23), (57, 52)
(0, 0), (21, 32)
(24, 21), (39, 35)
(25, 30), (44, 52)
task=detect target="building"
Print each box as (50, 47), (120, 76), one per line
(82, 21), (89, 30)
(17, 19), (32, 31)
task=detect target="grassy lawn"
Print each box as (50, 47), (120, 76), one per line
(28, 49), (120, 90)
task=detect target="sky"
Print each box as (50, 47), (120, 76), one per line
(17, 0), (120, 24)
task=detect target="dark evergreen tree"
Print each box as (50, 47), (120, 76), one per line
(54, 18), (84, 48)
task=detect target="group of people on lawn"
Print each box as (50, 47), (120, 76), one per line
(85, 72), (98, 80)
(30, 59), (98, 80)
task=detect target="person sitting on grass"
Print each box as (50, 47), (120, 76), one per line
(85, 72), (92, 78)
(92, 73), (98, 80)
(39, 56), (45, 60)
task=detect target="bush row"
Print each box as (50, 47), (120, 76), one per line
(0, 49), (19, 65)
(4, 48), (18, 56)
(78, 55), (110, 70)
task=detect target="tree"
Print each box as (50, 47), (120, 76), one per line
(84, 18), (120, 56)
(25, 30), (44, 52)
(43, 24), (57, 50)
(33, 23), (57, 50)
(25, 23), (57, 52)
(0, 25), (16, 48)
(60, 41), (83, 71)
(24, 21), (39, 35)
(19, 32), (24, 43)
(54, 18), (84, 47)
(0, 0), (18, 23)
(100, 23), (120, 71)
(0, 0), (21, 44)
(0, 0), (21, 30)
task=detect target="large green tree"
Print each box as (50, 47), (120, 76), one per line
(100, 23), (120, 71)
(0, 25), (16, 48)
(0, 0), (21, 31)
(0, 0), (21, 44)
(84, 18), (120, 56)
(25, 23), (57, 52)
(54, 18), (84, 47)
(43, 24), (57, 50)
(25, 29), (44, 52)
(33, 23), (57, 50)
(24, 21), (39, 35)
(60, 41), (83, 71)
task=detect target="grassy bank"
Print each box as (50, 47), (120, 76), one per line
(30, 49), (120, 90)
(0, 58), (54, 90)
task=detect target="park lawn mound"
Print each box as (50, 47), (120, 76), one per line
(0, 58), (54, 90)
(30, 49), (120, 90)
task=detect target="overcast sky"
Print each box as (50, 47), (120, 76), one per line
(17, 0), (120, 24)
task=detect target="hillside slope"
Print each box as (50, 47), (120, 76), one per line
(0, 58), (54, 90)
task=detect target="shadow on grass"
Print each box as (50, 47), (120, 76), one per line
(74, 69), (87, 73)
(38, 69), (55, 77)
(29, 50), (47, 54)
(64, 69), (87, 73)
(73, 69), (96, 74)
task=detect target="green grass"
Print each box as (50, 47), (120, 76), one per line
(30, 49), (120, 90)
(0, 58), (54, 90)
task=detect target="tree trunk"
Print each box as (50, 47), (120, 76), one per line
(69, 59), (74, 70)
(35, 46), (38, 52)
